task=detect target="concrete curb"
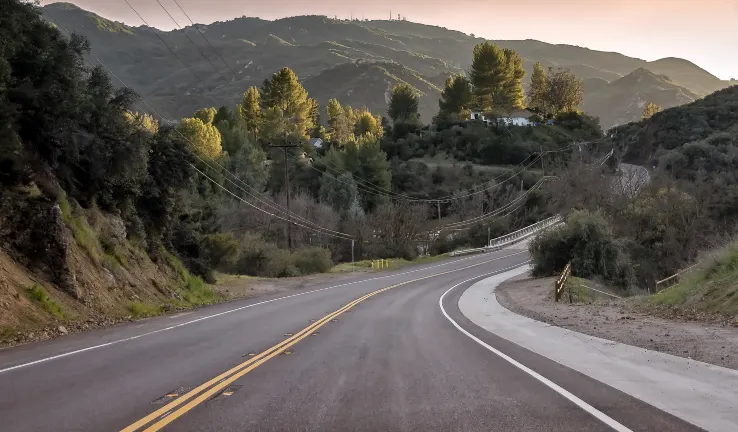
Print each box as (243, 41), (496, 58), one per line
(458, 266), (738, 432)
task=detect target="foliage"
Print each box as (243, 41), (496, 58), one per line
(193, 107), (216, 124)
(469, 42), (525, 113)
(388, 83), (420, 123)
(27, 285), (65, 319)
(527, 62), (549, 113)
(176, 117), (222, 160)
(293, 247), (333, 274)
(529, 210), (634, 288)
(237, 86), (262, 134)
(319, 171), (359, 213)
(260, 67), (313, 137)
(641, 102), (662, 120)
(437, 75), (473, 120)
(546, 67), (584, 115)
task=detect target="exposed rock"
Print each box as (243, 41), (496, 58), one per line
(57, 325), (68, 335)
(0, 193), (80, 298)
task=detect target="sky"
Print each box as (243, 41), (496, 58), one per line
(46, 0), (738, 79)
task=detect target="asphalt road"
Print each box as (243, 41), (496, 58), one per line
(0, 250), (702, 432)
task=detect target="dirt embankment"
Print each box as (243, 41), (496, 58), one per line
(496, 274), (738, 370)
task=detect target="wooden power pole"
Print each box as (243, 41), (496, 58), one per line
(270, 138), (301, 250)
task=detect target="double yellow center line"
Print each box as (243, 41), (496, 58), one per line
(122, 251), (526, 431)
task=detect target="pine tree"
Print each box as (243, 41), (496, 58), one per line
(502, 49), (526, 111)
(388, 83), (420, 123)
(469, 42), (510, 113)
(237, 86), (262, 134)
(527, 62), (549, 114)
(437, 75), (473, 119)
(177, 117), (222, 159)
(259, 68), (312, 136)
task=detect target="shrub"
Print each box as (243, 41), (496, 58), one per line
(26, 285), (65, 319)
(262, 249), (300, 278)
(293, 247), (333, 274)
(529, 210), (633, 287)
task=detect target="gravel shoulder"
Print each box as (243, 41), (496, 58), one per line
(496, 273), (738, 370)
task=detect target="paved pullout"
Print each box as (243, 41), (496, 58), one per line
(460, 265), (738, 432)
(0, 251), (703, 431)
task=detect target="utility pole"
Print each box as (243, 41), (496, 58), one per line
(351, 239), (355, 272)
(437, 201), (441, 222)
(487, 226), (490, 246)
(270, 137), (301, 250)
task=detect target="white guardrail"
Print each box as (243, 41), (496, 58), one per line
(450, 215), (563, 257)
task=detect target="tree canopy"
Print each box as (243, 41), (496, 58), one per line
(388, 83), (420, 123)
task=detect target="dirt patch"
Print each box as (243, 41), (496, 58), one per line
(496, 274), (738, 370)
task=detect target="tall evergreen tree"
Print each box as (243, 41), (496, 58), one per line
(388, 83), (420, 123)
(527, 62), (549, 113)
(469, 42), (509, 112)
(237, 86), (262, 134)
(259, 68), (312, 136)
(437, 75), (473, 119)
(502, 49), (526, 110)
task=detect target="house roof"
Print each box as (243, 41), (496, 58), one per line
(308, 138), (323, 147)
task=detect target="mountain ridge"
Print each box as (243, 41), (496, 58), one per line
(42, 2), (733, 125)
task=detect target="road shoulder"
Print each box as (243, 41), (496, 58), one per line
(458, 266), (738, 432)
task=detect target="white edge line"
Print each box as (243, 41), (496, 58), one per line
(438, 265), (633, 432)
(0, 251), (527, 374)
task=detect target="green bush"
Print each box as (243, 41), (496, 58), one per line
(293, 247), (333, 274)
(262, 249), (300, 278)
(529, 210), (633, 287)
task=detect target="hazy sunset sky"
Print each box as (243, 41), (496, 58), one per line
(46, 0), (738, 79)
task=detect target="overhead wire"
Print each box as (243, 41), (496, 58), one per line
(122, 0), (208, 85)
(150, 0), (231, 82)
(95, 59), (355, 239)
(170, 0), (237, 76)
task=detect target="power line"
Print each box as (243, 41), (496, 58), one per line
(170, 0), (237, 76)
(150, 0), (231, 82)
(91, 58), (355, 240)
(122, 0), (208, 86)
(190, 164), (353, 240)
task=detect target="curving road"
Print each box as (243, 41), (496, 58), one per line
(0, 250), (700, 431)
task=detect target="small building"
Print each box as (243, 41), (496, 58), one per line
(498, 109), (536, 126)
(469, 111), (487, 122)
(308, 138), (323, 149)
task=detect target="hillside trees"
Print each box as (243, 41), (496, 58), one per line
(237, 86), (262, 133)
(527, 62), (549, 113)
(259, 67), (313, 137)
(641, 102), (662, 120)
(469, 42), (526, 114)
(546, 67), (584, 114)
(176, 117), (222, 159)
(437, 75), (473, 120)
(388, 83), (420, 123)
(194, 107), (216, 124)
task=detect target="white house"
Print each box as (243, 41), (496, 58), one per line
(469, 111), (487, 122)
(498, 109), (536, 126)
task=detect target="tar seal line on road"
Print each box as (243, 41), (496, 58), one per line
(439, 266), (632, 432)
(121, 251), (527, 432)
